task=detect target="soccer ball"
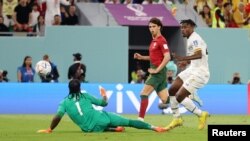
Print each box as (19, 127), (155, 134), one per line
(35, 60), (52, 76)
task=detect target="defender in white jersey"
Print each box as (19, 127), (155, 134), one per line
(165, 19), (209, 130)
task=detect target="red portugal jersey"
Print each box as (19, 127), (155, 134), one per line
(149, 35), (169, 67)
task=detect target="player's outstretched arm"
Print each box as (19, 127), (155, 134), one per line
(37, 115), (62, 133)
(98, 86), (108, 106)
(86, 86), (108, 107)
(173, 50), (202, 61)
(134, 53), (150, 61)
(99, 85), (108, 102)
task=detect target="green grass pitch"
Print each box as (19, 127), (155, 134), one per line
(0, 114), (249, 141)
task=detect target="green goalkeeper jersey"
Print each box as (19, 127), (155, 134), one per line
(56, 92), (108, 132)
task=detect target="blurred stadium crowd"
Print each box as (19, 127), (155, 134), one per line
(0, 0), (249, 35)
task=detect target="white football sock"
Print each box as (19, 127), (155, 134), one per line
(181, 97), (202, 116)
(170, 96), (181, 118)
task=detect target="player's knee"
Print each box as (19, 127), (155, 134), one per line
(175, 94), (183, 103)
(169, 87), (177, 96)
(140, 90), (150, 96)
(176, 93), (188, 103)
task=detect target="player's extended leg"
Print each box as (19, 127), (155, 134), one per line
(165, 77), (184, 130)
(139, 67), (167, 121)
(159, 90), (203, 110)
(159, 91), (203, 109)
(157, 83), (169, 112)
(175, 86), (208, 130)
(127, 119), (167, 132)
(106, 112), (167, 132)
(158, 93), (204, 110)
(105, 126), (125, 132)
(138, 84), (154, 121)
(157, 84), (169, 104)
(189, 91), (203, 107)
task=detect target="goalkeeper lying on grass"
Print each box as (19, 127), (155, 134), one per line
(38, 79), (167, 133)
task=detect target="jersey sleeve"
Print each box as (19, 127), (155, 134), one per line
(159, 40), (169, 54)
(191, 39), (202, 53)
(56, 100), (66, 118)
(85, 93), (108, 107)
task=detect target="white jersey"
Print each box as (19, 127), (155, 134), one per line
(178, 32), (210, 93)
(186, 32), (209, 72)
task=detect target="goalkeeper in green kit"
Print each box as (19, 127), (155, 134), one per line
(37, 79), (167, 133)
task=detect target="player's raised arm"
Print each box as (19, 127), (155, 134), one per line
(99, 86), (108, 102)
(85, 88), (108, 107)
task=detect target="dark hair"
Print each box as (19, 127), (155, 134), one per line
(54, 14), (60, 18)
(22, 56), (32, 68)
(180, 19), (197, 27)
(73, 53), (82, 61)
(43, 54), (49, 60)
(199, 5), (211, 19)
(149, 17), (163, 28)
(68, 79), (82, 100)
(223, 2), (232, 8)
(2, 70), (8, 77)
(37, 15), (44, 21)
(232, 76), (241, 84)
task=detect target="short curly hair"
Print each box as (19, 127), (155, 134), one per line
(180, 19), (197, 27)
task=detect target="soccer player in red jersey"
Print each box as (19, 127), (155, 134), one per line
(134, 17), (170, 121)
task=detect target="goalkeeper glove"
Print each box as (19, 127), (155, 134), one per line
(99, 85), (107, 97)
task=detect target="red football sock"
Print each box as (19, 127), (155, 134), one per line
(138, 95), (149, 118)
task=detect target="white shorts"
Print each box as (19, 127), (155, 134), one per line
(178, 68), (210, 94)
